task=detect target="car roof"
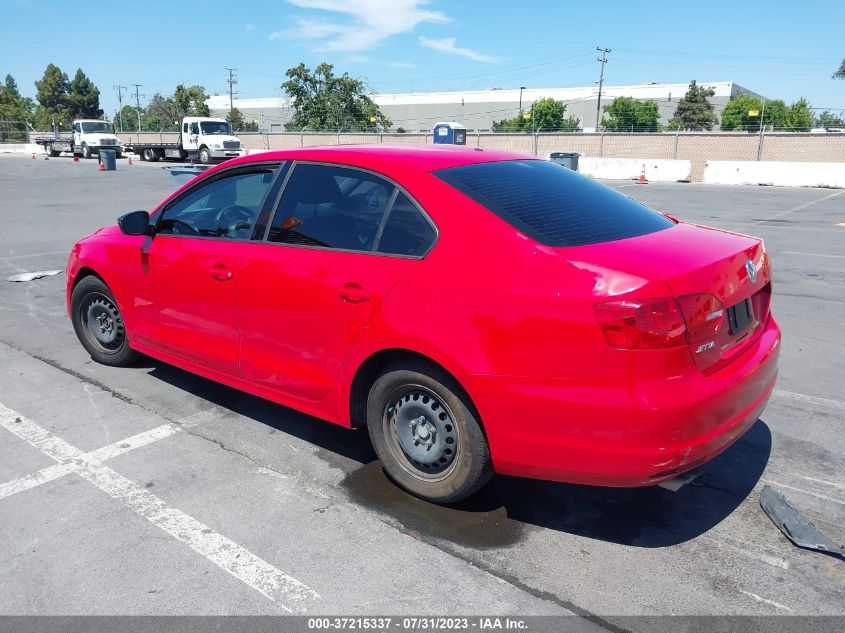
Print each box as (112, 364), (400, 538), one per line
(227, 144), (534, 173)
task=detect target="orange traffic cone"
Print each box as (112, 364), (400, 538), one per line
(127, 156), (133, 166)
(31, 152), (36, 160)
(73, 155), (79, 163)
(637, 164), (648, 184)
(99, 161), (105, 171)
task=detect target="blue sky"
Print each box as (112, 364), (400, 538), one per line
(2, 0), (844, 117)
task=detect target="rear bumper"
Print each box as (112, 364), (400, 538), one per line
(463, 315), (781, 487)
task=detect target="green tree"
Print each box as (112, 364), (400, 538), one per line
(112, 104), (141, 132)
(720, 94), (764, 131)
(492, 97), (580, 131)
(601, 96), (659, 132)
(783, 98), (813, 131)
(0, 74), (35, 140)
(282, 62), (390, 131)
(814, 110), (845, 128)
(142, 93), (177, 131)
(225, 107), (258, 131)
(667, 80), (717, 130)
(34, 63), (71, 127)
(834, 59), (845, 79)
(173, 84), (210, 118)
(68, 68), (102, 119)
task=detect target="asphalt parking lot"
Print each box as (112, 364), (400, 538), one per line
(0, 154), (842, 624)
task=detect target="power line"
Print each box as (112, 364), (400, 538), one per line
(595, 47), (611, 130)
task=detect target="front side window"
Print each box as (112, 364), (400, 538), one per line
(267, 164), (394, 251)
(189, 122), (199, 135)
(157, 169), (275, 239)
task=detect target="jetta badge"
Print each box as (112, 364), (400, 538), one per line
(746, 258), (758, 285)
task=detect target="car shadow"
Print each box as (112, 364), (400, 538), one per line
(144, 359), (771, 550)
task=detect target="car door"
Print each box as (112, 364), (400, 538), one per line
(130, 164), (279, 374)
(237, 162), (437, 401)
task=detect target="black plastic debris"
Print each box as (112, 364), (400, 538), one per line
(760, 485), (844, 560)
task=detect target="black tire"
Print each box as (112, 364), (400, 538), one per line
(142, 148), (159, 162)
(366, 360), (493, 503)
(70, 276), (141, 367)
(81, 143), (92, 159)
(198, 146), (211, 164)
(46, 143), (59, 158)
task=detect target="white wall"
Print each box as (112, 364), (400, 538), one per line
(703, 161), (845, 188)
(577, 157), (692, 182)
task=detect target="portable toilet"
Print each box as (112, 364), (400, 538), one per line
(432, 122), (467, 145)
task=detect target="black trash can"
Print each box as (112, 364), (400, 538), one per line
(99, 149), (117, 171)
(549, 151), (580, 171)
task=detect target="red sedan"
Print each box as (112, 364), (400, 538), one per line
(66, 146), (780, 503)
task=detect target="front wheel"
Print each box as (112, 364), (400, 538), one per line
(70, 276), (141, 367)
(81, 143), (92, 159)
(366, 361), (493, 503)
(198, 146), (211, 164)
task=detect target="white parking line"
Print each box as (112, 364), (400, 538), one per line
(0, 402), (319, 612)
(781, 251), (845, 259)
(0, 408), (221, 501)
(760, 190), (844, 222)
(772, 389), (845, 411)
(738, 590), (793, 613)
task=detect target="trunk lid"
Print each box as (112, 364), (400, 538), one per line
(563, 222), (772, 373)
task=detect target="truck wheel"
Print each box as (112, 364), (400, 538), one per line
(46, 144), (59, 158)
(198, 146), (211, 164)
(366, 360), (493, 504)
(81, 143), (92, 159)
(143, 148), (158, 162)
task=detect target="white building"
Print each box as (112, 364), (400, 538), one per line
(207, 81), (763, 132)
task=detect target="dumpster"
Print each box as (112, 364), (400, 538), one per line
(161, 165), (213, 190)
(549, 152), (580, 171)
(99, 149), (117, 171)
(433, 122), (467, 145)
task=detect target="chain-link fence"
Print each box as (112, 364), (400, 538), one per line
(0, 121), (30, 143)
(26, 127), (845, 181)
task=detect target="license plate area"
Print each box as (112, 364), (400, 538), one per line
(727, 298), (753, 334)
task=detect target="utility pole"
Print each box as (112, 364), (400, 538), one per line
(519, 86), (526, 114)
(131, 84), (143, 132)
(225, 68), (238, 114)
(595, 47), (611, 131)
(113, 85), (127, 132)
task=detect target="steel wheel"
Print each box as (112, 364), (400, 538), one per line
(383, 385), (460, 482)
(79, 292), (126, 354)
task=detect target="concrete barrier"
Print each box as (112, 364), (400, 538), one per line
(577, 157), (692, 182)
(0, 143), (42, 154)
(703, 160), (845, 188)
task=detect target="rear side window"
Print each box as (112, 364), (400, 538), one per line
(434, 160), (673, 247)
(376, 192), (436, 257)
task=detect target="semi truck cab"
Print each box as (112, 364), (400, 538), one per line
(182, 117), (244, 163)
(73, 120), (122, 159)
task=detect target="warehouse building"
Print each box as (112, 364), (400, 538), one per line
(207, 81), (763, 132)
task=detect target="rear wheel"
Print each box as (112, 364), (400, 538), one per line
(142, 148), (158, 162)
(46, 144), (59, 158)
(70, 276), (141, 367)
(366, 361), (493, 503)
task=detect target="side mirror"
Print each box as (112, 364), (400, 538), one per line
(117, 210), (151, 236)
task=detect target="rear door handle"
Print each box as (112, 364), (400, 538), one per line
(211, 264), (233, 281)
(338, 282), (370, 303)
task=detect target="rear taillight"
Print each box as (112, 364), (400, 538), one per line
(595, 293), (725, 353)
(594, 298), (686, 349)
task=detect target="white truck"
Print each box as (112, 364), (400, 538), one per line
(36, 119), (123, 159)
(124, 117), (246, 164)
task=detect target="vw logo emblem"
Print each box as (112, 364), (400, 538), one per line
(746, 258), (758, 285)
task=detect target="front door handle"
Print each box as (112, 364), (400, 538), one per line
(211, 264), (233, 281)
(338, 282), (370, 303)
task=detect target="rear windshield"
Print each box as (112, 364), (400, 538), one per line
(434, 159), (673, 247)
